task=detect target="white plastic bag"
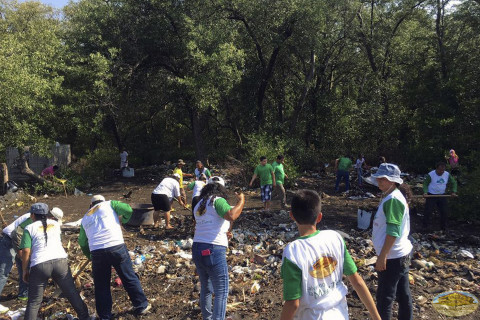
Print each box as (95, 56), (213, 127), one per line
(357, 209), (372, 230)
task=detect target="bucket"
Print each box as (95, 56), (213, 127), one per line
(127, 203), (154, 226)
(122, 167), (134, 178)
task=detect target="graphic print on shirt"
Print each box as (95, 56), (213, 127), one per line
(309, 256), (338, 279)
(86, 205), (101, 216)
(37, 224), (55, 232)
(437, 178), (445, 184)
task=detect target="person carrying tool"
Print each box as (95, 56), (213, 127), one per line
(173, 159), (194, 204)
(20, 203), (89, 320)
(78, 195), (150, 319)
(423, 162), (457, 231)
(151, 174), (188, 229)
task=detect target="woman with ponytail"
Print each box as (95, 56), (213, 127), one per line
(20, 203), (90, 320)
(192, 177), (245, 320)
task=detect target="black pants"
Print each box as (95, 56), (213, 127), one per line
(376, 255), (413, 320)
(424, 195), (448, 230)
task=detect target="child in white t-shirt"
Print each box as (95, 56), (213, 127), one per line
(280, 190), (380, 320)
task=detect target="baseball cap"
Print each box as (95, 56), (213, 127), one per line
(30, 203), (49, 215)
(50, 207), (64, 225)
(208, 176), (225, 187)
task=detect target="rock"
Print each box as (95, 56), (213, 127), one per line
(156, 265), (166, 274)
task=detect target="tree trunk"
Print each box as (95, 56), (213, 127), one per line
(289, 49), (315, 133)
(1, 163), (8, 195)
(17, 150), (51, 185)
(190, 108), (207, 163)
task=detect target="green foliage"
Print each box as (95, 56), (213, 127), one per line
(451, 164), (480, 221)
(244, 132), (299, 187)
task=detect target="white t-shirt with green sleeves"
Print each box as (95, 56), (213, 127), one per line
(20, 219), (67, 267)
(187, 181), (206, 197)
(372, 189), (412, 259)
(281, 230), (357, 319)
(193, 197), (233, 247)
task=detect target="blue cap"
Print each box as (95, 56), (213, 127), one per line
(30, 203), (49, 215)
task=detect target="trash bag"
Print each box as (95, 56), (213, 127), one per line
(357, 209), (373, 230)
(6, 181), (19, 193)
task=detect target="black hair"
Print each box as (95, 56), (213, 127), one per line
(277, 155), (284, 161)
(91, 200), (103, 207)
(196, 183), (228, 216)
(259, 156), (267, 161)
(436, 161), (446, 169)
(291, 189), (322, 225)
(34, 214), (48, 246)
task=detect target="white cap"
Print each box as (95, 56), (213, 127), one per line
(50, 207), (63, 225)
(91, 195), (105, 203)
(208, 176), (225, 187)
(173, 173), (181, 179)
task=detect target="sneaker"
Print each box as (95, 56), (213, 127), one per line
(137, 303), (152, 315)
(0, 304), (9, 314)
(18, 296), (28, 301)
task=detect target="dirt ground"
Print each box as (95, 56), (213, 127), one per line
(1, 163), (479, 320)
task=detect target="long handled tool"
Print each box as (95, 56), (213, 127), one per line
(0, 211), (7, 228)
(51, 259), (90, 298)
(412, 194), (454, 198)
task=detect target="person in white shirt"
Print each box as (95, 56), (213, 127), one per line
(370, 163), (413, 320)
(0, 212), (32, 313)
(78, 195), (150, 319)
(120, 150), (128, 169)
(151, 174), (187, 229)
(20, 203), (89, 320)
(192, 177), (245, 320)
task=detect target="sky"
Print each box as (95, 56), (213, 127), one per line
(20, 0), (72, 8)
(22, 0), (464, 10)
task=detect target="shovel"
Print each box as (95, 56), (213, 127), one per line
(51, 259), (90, 298)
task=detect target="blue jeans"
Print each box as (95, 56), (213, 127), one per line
(91, 244), (148, 320)
(376, 254), (413, 320)
(335, 170), (350, 192)
(357, 167), (363, 186)
(192, 242), (228, 320)
(0, 235), (15, 296)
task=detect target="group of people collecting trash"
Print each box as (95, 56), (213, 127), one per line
(0, 153), (460, 320)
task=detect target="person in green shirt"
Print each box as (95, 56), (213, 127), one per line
(334, 155), (353, 192)
(272, 155), (288, 209)
(249, 156), (276, 210)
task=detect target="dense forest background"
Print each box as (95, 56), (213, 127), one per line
(1, 0), (480, 215)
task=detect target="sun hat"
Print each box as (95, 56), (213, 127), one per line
(177, 159), (186, 165)
(91, 195), (105, 204)
(30, 203), (49, 215)
(50, 207), (64, 225)
(173, 173), (181, 180)
(208, 176), (225, 187)
(367, 163), (403, 186)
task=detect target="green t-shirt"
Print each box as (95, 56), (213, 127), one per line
(272, 161), (285, 184)
(337, 157), (352, 171)
(254, 164), (274, 186)
(214, 198), (232, 218)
